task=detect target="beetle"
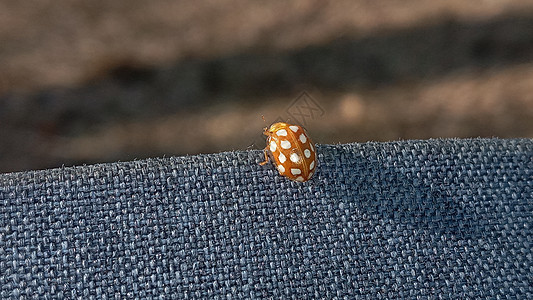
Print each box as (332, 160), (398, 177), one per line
(260, 122), (317, 182)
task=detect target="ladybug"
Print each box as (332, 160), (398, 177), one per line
(260, 122), (317, 182)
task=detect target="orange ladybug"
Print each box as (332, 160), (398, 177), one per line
(260, 122), (317, 182)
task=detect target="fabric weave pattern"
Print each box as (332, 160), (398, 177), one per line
(1, 139), (532, 299)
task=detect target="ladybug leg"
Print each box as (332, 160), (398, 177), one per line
(259, 148), (269, 165)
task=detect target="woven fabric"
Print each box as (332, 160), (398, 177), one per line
(0, 139), (532, 299)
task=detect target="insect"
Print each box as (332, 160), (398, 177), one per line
(260, 122), (317, 182)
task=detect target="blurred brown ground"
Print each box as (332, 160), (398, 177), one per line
(1, 0), (533, 173)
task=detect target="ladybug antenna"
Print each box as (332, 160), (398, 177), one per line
(261, 115), (269, 135)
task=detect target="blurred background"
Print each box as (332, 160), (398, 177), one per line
(1, 0), (533, 173)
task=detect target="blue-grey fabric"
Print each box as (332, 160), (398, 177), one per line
(0, 139), (532, 299)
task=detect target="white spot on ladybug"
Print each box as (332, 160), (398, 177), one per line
(299, 134), (307, 143)
(270, 141), (277, 152)
(295, 176), (305, 182)
(291, 168), (302, 175)
(309, 161), (315, 170)
(278, 152), (287, 163)
(278, 164), (285, 173)
(290, 153), (300, 163)
(276, 129), (288, 137)
(280, 140), (291, 149)
(310, 143), (315, 152)
(304, 149), (311, 158)
(289, 126), (299, 132)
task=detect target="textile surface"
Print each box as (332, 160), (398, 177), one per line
(0, 139), (532, 299)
